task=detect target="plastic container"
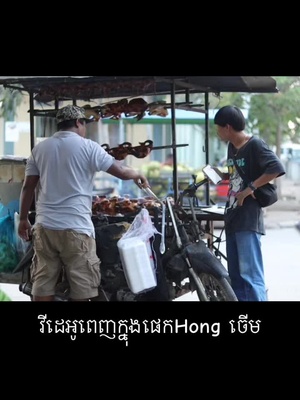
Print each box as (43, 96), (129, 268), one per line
(117, 237), (157, 294)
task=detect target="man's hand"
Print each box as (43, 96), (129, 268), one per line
(18, 219), (32, 241)
(235, 187), (256, 206)
(134, 175), (150, 189)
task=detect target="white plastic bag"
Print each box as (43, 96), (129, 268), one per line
(120, 208), (160, 242)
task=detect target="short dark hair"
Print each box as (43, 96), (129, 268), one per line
(57, 118), (86, 130)
(214, 105), (245, 131)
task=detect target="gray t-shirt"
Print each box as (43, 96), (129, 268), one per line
(26, 131), (114, 237)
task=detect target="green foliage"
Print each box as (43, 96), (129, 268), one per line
(0, 87), (23, 119)
(209, 77), (300, 148)
(0, 288), (11, 301)
(214, 92), (245, 109)
(249, 77), (300, 146)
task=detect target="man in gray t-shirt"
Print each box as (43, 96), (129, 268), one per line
(18, 105), (149, 302)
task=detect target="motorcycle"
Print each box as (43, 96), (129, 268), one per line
(14, 178), (238, 302)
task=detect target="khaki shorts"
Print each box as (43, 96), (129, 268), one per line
(31, 224), (100, 300)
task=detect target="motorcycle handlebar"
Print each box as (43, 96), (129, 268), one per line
(181, 177), (208, 197)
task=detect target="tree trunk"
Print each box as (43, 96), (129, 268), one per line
(276, 124), (282, 198)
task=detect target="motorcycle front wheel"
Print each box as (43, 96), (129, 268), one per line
(197, 273), (238, 301)
(188, 268), (209, 301)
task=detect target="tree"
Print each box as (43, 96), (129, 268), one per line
(209, 77), (300, 152)
(208, 77), (300, 199)
(0, 87), (23, 119)
(248, 77), (300, 155)
(211, 91), (244, 109)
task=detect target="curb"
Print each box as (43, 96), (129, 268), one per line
(265, 221), (298, 229)
(268, 201), (300, 212)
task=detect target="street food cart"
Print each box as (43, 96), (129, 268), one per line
(0, 76), (278, 279)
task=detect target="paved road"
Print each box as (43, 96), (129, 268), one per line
(263, 226), (300, 301)
(2, 223), (300, 302)
(176, 224), (300, 301)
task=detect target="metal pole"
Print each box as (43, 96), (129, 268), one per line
(29, 91), (35, 150)
(205, 92), (210, 205)
(170, 81), (178, 200)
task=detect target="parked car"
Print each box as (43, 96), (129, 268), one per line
(279, 143), (300, 162)
(209, 160), (229, 205)
(195, 167), (228, 206)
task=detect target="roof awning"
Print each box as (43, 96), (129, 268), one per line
(0, 76), (278, 103)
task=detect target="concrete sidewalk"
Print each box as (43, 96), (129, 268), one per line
(0, 282), (30, 301)
(263, 176), (300, 229)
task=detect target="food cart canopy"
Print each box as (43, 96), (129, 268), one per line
(0, 75), (278, 201)
(0, 76), (278, 102)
